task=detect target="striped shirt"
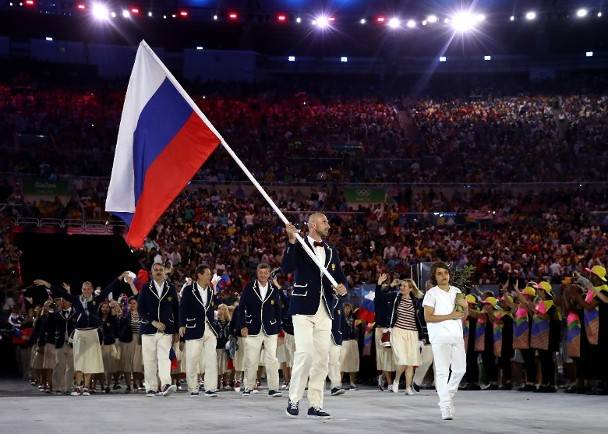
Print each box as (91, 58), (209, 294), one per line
(130, 312), (140, 335)
(394, 297), (417, 331)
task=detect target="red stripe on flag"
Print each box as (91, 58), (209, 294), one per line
(126, 112), (219, 247)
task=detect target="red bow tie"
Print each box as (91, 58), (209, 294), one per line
(313, 241), (324, 247)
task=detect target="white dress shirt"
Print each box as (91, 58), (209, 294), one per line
(308, 235), (326, 267)
(258, 282), (269, 301)
(196, 282), (208, 308)
(153, 280), (165, 298)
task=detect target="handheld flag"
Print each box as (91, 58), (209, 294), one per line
(106, 40), (221, 247)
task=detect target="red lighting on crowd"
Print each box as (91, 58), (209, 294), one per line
(131, 8), (140, 15)
(76, 3), (86, 10)
(179, 10), (188, 17)
(25, 0), (35, 6)
(277, 13), (287, 22)
(228, 12), (238, 20)
(376, 16), (386, 23)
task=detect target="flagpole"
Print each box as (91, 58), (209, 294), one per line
(138, 41), (339, 288)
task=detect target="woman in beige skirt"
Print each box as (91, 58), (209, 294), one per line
(389, 279), (423, 395)
(339, 304), (361, 389)
(118, 297), (144, 392)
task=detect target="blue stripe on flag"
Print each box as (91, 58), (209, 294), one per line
(132, 78), (193, 203)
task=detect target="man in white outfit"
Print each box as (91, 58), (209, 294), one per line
(423, 262), (468, 420)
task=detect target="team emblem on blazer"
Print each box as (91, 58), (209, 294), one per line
(271, 300), (275, 305)
(331, 264), (336, 270)
(167, 297), (173, 301)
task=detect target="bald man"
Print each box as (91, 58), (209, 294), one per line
(282, 213), (348, 419)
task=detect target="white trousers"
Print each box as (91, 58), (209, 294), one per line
(244, 333), (279, 391)
(141, 332), (173, 392)
(431, 342), (467, 409)
(53, 345), (74, 392)
(327, 343), (342, 389)
(289, 302), (331, 409)
(413, 344), (434, 385)
(185, 326), (218, 393)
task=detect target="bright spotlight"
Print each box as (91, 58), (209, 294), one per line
(91, 3), (109, 21)
(576, 9), (588, 18)
(510, 15), (515, 21)
(340, 56), (348, 63)
(110, 11), (116, 18)
(387, 17), (401, 29)
(484, 55), (491, 61)
(451, 12), (478, 33)
(288, 56), (295, 62)
(314, 15), (330, 29)
(427, 15), (438, 24)
(598, 12), (603, 18)
(359, 18), (366, 25)
(296, 17), (302, 23)
(406, 19), (416, 28)
(525, 11), (536, 21)
(122, 9), (130, 18)
(439, 56), (447, 62)
(586, 51), (594, 57)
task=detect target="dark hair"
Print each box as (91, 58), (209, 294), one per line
(257, 262), (271, 271)
(430, 262), (450, 286)
(195, 263), (211, 278)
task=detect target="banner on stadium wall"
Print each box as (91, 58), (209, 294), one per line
(23, 178), (70, 204)
(344, 187), (386, 204)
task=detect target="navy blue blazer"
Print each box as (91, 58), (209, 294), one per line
(179, 282), (218, 340)
(137, 280), (179, 335)
(238, 280), (282, 336)
(281, 238), (348, 319)
(279, 290), (294, 335)
(52, 309), (76, 349)
(331, 297), (344, 346)
(374, 284), (397, 328)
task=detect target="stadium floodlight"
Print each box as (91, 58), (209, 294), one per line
(122, 9), (130, 18)
(451, 12), (482, 33)
(288, 56), (295, 62)
(586, 51), (594, 57)
(427, 15), (438, 24)
(387, 17), (401, 29)
(313, 15), (330, 29)
(359, 18), (366, 25)
(510, 15), (515, 21)
(110, 11), (116, 18)
(406, 19), (416, 28)
(576, 8), (588, 18)
(45, 36), (53, 41)
(296, 17), (302, 23)
(439, 56), (447, 62)
(484, 55), (491, 61)
(91, 3), (110, 21)
(525, 11), (536, 21)
(598, 12), (603, 18)
(340, 56), (348, 63)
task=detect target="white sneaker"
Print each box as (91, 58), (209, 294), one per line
(405, 386), (414, 396)
(441, 407), (453, 420)
(392, 381), (399, 393)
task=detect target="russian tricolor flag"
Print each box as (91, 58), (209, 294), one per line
(106, 41), (221, 247)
